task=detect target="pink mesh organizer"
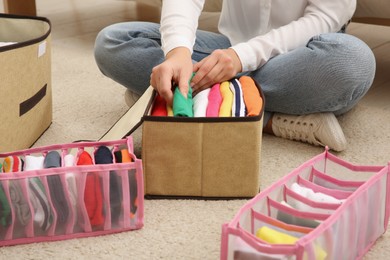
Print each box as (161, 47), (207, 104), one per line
(0, 137), (144, 246)
(220, 148), (390, 260)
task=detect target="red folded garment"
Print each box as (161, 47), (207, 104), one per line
(77, 151), (104, 227)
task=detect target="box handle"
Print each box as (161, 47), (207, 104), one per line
(19, 84), (47, 116)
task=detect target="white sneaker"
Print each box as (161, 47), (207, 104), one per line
(124, 89), (140, 108)
(271, 112), (347, 152)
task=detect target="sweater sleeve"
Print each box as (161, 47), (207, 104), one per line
(229, 0), (357, 72)
(160, 0), (205, 56)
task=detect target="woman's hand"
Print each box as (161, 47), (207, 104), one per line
(150, 47), (193, 106)
(191, 48), (242, 95)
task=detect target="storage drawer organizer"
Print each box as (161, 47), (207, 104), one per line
(0, 137), (143, 246)
(220, 149), (389, 259)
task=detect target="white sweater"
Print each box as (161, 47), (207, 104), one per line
(160, 0), (356, 72)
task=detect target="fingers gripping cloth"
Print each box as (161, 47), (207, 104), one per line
(173, 87), (194, 117)
(44, 151), (69, 225)
(173, 73), (195, 117)
(94, 146), (122, 224)
(77, 151), (104, 227)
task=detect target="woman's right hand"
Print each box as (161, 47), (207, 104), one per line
(150, 47), (193, 106)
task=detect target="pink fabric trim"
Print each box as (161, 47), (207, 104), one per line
(310, 167), (364, 188)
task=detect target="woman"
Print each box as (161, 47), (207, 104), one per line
(94, 0), (375, 152)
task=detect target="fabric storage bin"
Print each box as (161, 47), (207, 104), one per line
(220, 148), (390, 260)
(141, 76), (265, 198)
(0, 14), (52, 153)
(100, 76), (265, 199)
(0, 137), (144, 246)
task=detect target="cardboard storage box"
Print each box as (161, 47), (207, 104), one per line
(0, 14), (52, 153)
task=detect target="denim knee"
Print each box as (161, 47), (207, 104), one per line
(94, 26), (113, 76)
(310, 33), (376, 114)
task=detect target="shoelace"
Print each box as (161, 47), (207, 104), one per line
(274, 117), (321, 146)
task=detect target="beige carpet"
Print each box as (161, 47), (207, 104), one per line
(0, 1), (389, 259)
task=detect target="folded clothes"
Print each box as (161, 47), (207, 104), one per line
(2, 156), (31, 226)
(173, 86), (194, 117)
(114, 149), (137, 219)
(64, 154), (78, 226)
(206, 83), (222, 117)
(193, 88), (210, 117)
(256, 226), (327, 260)
(44, 151), (69, 225)
(276, 207), (321, 229)
(256, 225), (298, 244)
(219, 81), (233, 117)
(24, 155), (53, 231)
(151, 94), (168, 116)
(77, 151), (104, 227)
(291, 183), (344, 204)
(24, 155), (44, 171)
(230, 79), (246, 117)
(239, 76), (263, 116)
(95, 146), (122, 224)
(9, 181), (31, 226)
(2, 155), (24, 173)
(166, 104), (173, 116)
(0, 183), (11, 227)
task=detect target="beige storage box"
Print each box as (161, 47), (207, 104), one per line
(0, 14), (52, 153)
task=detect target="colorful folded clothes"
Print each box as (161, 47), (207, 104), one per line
(153, 76), (262, 118)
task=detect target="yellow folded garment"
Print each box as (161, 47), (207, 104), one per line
(166, 104), (173, 116)
(256, 226), (327, 260)
(256, 226), (298, 244)
(219, 81), (233, 117)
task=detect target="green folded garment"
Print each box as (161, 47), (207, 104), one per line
(172, 73), (195, 117)
(0, 183), (11, 227)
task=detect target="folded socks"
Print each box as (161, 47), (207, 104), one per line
(114, 149), (138, 218)
(2, 156), (31, 226)
(44, 151), (69, 225)
(0, 183), (11, 227)
(95, 146), (122, 224)
(77, 151), (104, 227)
(64, 154), (78, 222)
(2, 155), (24, 173)
(24, 155), (53, 231)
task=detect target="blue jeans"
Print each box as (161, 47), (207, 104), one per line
(94, 21), (375, 116)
